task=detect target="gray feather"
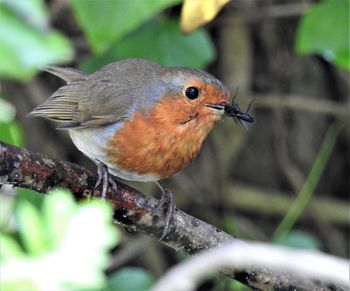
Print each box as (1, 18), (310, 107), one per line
(30, 59), (227, 129)
(43, 66), (86, 83)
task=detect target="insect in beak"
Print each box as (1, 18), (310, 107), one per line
(224, 87), (255, 128)
(205, 87), (255, 128)
(224, 100), (255, 123)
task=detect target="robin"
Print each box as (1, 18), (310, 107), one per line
(29, 59), (253, 237)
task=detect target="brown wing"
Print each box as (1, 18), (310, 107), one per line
(29, 66), (135, 129)
(28, 66), (88, 129)
(29, 60), (165, 129)
(43, 66), (86, 83)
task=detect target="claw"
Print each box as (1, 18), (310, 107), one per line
(154, 181), (176, 240)
(94, 161), (117, 199)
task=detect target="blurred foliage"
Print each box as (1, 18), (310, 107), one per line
(274, 230), (320, 250)
(273, 121), (345, 241)
(81, 17), (215, 72)
(70, 0), (215, 72)
(106, 267), (155, 291)
(220, 216), (256, 241)
(213, 276), (248, 291)
(0, 98), (16, 122)
(69, 0), (181, 54)
(0, 0), (73, 80)
(296, 0), (349, 71)
(15, 188), (46, 210)
(0, 98), (23, 146)
(0, 188), (156, 291)
(0, 189), (118, 291)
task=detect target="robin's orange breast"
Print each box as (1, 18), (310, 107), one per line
(106, 96), (222, 178)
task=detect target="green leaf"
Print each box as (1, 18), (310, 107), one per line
(106, 268), (155, 291)
(0, 235), (24, 261)
(1, 278), (38, 291)
(0, 121), (24, 146)
(3, 0), (49, 31)
(15, 189), (45, 210)
(81, 17), (216, 72)
(0, 97), (22, 145)
(1, 190), (119, 290)
(0, 1), (73, 80)
(69, 0), (181, 54)
(274, 230), (321, 250)
(55, 194), (119, 289)
(0, 99), (16, 122)
(295, 0), (349, 70)
(16, 201), (47, 255)
(42, 189), (76, 248)
(213, 276), (248, 291)
(0, 196), (15, 232)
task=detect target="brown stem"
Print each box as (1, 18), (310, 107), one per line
(0, 141), (344, 291)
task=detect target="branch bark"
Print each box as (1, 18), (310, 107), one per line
(0, 141), (345, 291)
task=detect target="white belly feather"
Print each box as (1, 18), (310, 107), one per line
(68, 123), (159, 182)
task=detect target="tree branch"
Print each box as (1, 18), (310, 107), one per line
(0, 141), (345, 291)
(152, 243), (349, 291)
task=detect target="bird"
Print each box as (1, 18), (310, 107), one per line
(29, 59), (253, 238)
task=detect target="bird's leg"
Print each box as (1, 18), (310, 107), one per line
(94, 162), (108, 199)
(94, 161), (117, 199)
(108, 176), (118, 191)
(154, 181), (176, 240)
(95, 162), (104, 187)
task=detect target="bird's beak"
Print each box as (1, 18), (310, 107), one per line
(206, 103), (254, 123)
(205, 103), (226, 115)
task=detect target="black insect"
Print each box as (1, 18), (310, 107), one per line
(224, 87), (255, 128)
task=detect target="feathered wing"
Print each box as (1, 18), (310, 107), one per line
(43, 66), (87, 83)
(29, 67), (88, 128)
(29, 67), (135, 129)
(28, 66), (127, 129)
(29, 60), (164, 129)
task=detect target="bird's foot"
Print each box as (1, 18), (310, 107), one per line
(154, 181), (176, 240)
(94, 161), (117, 199)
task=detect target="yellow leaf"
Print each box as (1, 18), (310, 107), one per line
(181, 0), (231, 34)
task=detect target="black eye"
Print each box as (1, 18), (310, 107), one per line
(185, 87), (199, 100)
